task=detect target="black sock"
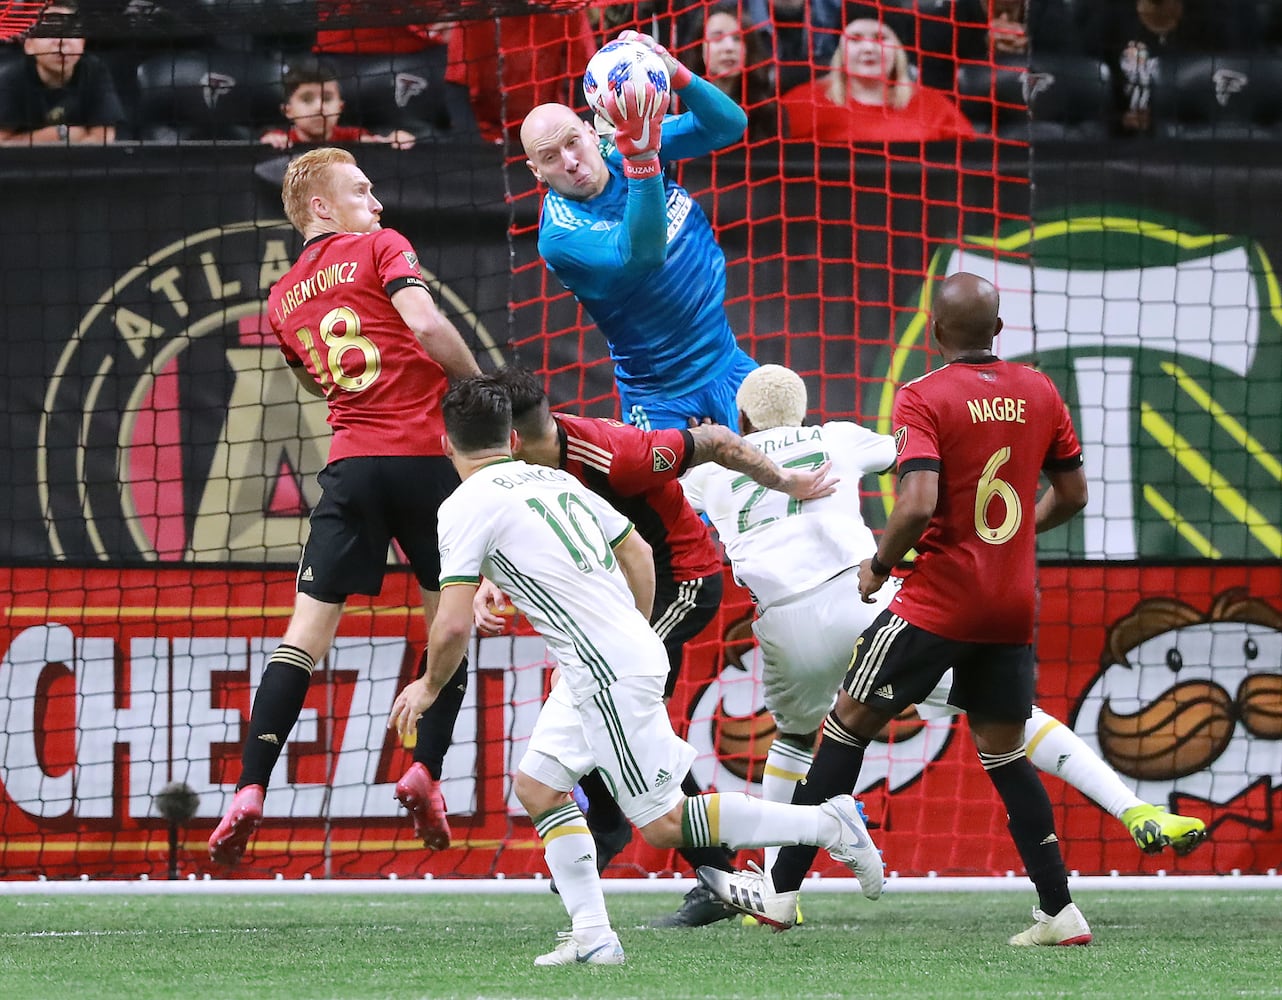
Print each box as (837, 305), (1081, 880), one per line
(579, 769), (626, 832)
(982, 750), (1072, 916)
(413, 654), (468, 781)
(771, 711), (868, 893)
(238, 645), (314, 790)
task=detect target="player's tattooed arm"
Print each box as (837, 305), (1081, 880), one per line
(688, 423), (838, 501)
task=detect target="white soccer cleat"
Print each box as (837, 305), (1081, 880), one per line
(533, 929), (625, 966)
(822, 794), (884, 900)
(696, 862), (799, 931)
(1008, 903), (1093, 946)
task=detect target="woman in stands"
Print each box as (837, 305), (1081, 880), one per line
(781, 17), (973, 144)
(681, 2), (778, 142)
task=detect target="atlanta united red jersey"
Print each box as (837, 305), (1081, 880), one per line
(553, 413), (721, 583)
(268, 229), (447, 462)
(889, 357), (1082, 644)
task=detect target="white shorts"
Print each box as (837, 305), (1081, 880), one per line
(752, 569), (897, 735)
(518, 674), (696, 829)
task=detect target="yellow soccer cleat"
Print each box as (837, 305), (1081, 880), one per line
(1122, 803), (1208, 856)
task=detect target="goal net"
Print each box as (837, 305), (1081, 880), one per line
(1, 0), (1278, 881)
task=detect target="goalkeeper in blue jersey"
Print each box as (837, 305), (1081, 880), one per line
(520, 30), (758, 431)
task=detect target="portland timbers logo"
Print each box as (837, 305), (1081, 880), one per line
(869, 208), (1282, 562)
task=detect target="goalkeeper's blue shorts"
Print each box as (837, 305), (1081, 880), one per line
(619, 350), (757, 430)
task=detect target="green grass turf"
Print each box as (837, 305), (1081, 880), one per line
(0, 890), (1278, 1000)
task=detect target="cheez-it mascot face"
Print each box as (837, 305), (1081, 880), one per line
(1072, 589), (1282, 828)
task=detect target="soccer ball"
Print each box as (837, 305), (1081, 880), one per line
(582, 39), (671, 127)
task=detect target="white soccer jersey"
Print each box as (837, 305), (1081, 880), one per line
(438, 458), (669, 703)
(681, 422), (896, 609)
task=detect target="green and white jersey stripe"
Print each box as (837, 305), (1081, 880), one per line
(438, 458), (668, 703)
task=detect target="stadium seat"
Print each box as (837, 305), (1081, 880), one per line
(135, 49), (285, 142)
(310, 50), (479, 141)
(955, 59), (1023, 136)
(956, 53), (1111, 141)
(1024, 53), (1112, 140)
(1156, 52), (1282, 140)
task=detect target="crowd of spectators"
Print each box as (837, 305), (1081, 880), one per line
(2, 0), (1280, 147)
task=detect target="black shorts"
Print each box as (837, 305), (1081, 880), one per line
(297, 455), (460, 601)
(842, 610), (1036, 723)
(651, 570), (723, 697)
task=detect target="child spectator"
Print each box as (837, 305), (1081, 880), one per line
(0, 2), (123, 145)
(259, 58), (415, 150)
(781, 17), (974, 143)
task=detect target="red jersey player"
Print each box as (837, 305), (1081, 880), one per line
(469, 367), (835, 927)
(209, 147), (480, 866)
(699, 272), (1096, 947)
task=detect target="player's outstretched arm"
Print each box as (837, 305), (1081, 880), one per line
(392, 285), (482, 379)
(601, 79), (669, 271)
(859, 468), (937, 603)
(612, 527), (655, 620)
(618, 30), (746, 156)
(688, 423), (839, 500)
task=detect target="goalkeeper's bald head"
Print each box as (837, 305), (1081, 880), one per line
(736, 364), (807, 432)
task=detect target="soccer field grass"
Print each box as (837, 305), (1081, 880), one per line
(1, 889), (1278, 999)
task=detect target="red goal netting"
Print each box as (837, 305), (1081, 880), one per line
(1, 0), (1277, 882)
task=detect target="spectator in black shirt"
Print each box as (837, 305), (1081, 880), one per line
(0, 3), (123, 145)
(1080, 0), (1260, 134)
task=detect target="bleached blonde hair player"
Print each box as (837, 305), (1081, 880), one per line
(684, 362), (1205, 927)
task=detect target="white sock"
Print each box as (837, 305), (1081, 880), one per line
(1025, 706), (1144, 819)
(683, 792), (836, 851)
(534, 802), (610, 937)
(761, 739), (813, 873)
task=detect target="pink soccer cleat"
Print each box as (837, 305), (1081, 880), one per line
(208, 784), (264, 866)
(395, 762), (451, 850)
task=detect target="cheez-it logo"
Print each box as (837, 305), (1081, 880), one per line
(894, 427), (908, 455)
(652, 446), (677, 472)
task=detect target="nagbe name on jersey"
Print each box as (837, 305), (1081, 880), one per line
(274, 261), (360, 322)
(967, 396), (1027, 424)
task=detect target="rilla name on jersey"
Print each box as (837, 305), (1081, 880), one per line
(967, 396), (1027, 424)
(273, 261), (360, 323)
(756, 425), (822, 453)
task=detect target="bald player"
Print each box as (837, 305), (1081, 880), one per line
(699, 273), (1100, 947)
(520, 29), (757, 431)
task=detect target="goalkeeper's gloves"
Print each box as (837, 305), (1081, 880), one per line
(603, 80), (666, 180)
(617, 29), (694, 89)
